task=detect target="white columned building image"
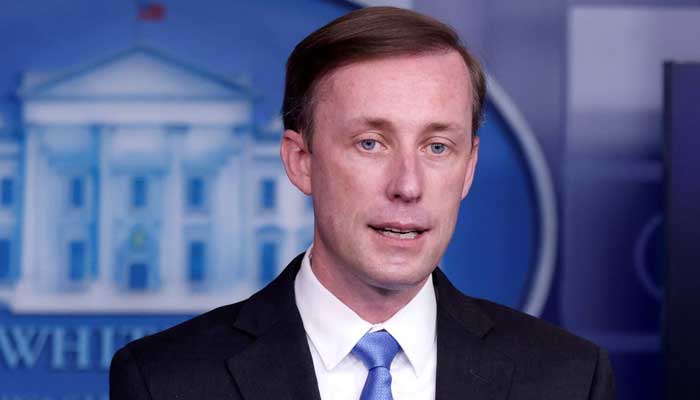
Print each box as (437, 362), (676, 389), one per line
(0, 47), (313, 313)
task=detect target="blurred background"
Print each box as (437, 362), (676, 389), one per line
(0, 0), (698, 398)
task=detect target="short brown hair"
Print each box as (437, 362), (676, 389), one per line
(282, 6), (486, 150)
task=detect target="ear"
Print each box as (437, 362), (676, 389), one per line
(280, 129), (312, 195)
(461, 136), (480, 199)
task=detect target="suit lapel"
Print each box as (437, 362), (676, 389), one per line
(433, 269), (514, 400)
(226, 254), (322, 400)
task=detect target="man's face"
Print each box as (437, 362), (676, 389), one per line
(293, 50), (478, 294)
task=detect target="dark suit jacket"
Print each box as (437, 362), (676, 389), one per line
(110, 253), (615, 399)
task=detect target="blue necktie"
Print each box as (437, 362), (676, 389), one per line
(352, 330), (401, 400)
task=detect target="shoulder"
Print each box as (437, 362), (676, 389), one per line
(115, 301), (250, 364)
(474, 297), (599, 359)
(469, 297), (614, 395)
(110, 256), (305, 399)
(112, 254), (304, 371)
(110, 301), (254, 398)
(109, 300), (253, 389)
(433, 268), (601, 364)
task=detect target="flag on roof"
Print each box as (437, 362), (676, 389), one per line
(138, 3), (166, 21)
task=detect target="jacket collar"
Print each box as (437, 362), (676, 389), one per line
(231, 253), (304, 337)
(227, 253), (322, 400)
(432, 268), (514, 400)
(227, 254), (513, 400)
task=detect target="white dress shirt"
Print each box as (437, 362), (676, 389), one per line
(294, 247), (437, 400)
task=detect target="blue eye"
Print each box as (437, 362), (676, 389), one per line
(430, 143), (446, 154)
(360, 139), (377, 151)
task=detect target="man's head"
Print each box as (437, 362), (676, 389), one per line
(282, 6), (486, 151)
(280, 7), (484, 315)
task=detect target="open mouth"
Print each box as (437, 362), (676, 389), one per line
(370, 225), (427, 240)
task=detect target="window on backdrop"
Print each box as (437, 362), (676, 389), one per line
(1, 178), (13, 207)
(132, 176), (148, 209)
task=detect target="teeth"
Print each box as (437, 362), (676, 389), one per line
(380, 229), (418, 239)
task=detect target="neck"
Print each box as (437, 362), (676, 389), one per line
(309, 247), (428, 324)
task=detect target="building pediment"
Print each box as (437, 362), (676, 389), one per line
(19, 46), (252, 100)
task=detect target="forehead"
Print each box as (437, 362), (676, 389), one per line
(314, 51), (472, 126)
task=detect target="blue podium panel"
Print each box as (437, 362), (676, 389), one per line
(664, 61), (700, 400)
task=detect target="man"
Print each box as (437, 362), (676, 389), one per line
(111, 7), (615, 399)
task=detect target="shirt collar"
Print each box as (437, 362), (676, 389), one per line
(379, 271), (436, 377)
(294, 245), (437, 377)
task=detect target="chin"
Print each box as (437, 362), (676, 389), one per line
(361, 259), (434, 292)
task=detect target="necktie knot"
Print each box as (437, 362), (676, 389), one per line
(352, 330), (401, 370)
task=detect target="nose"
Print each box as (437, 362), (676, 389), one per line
(386, 150), (423, 203)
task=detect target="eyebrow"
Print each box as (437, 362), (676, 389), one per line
(425, 121), (465, 134)
(348, 117), (465, 135)
(349, 117), (394, 132)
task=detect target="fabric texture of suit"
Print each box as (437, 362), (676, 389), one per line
(110, 253), (616, 399)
